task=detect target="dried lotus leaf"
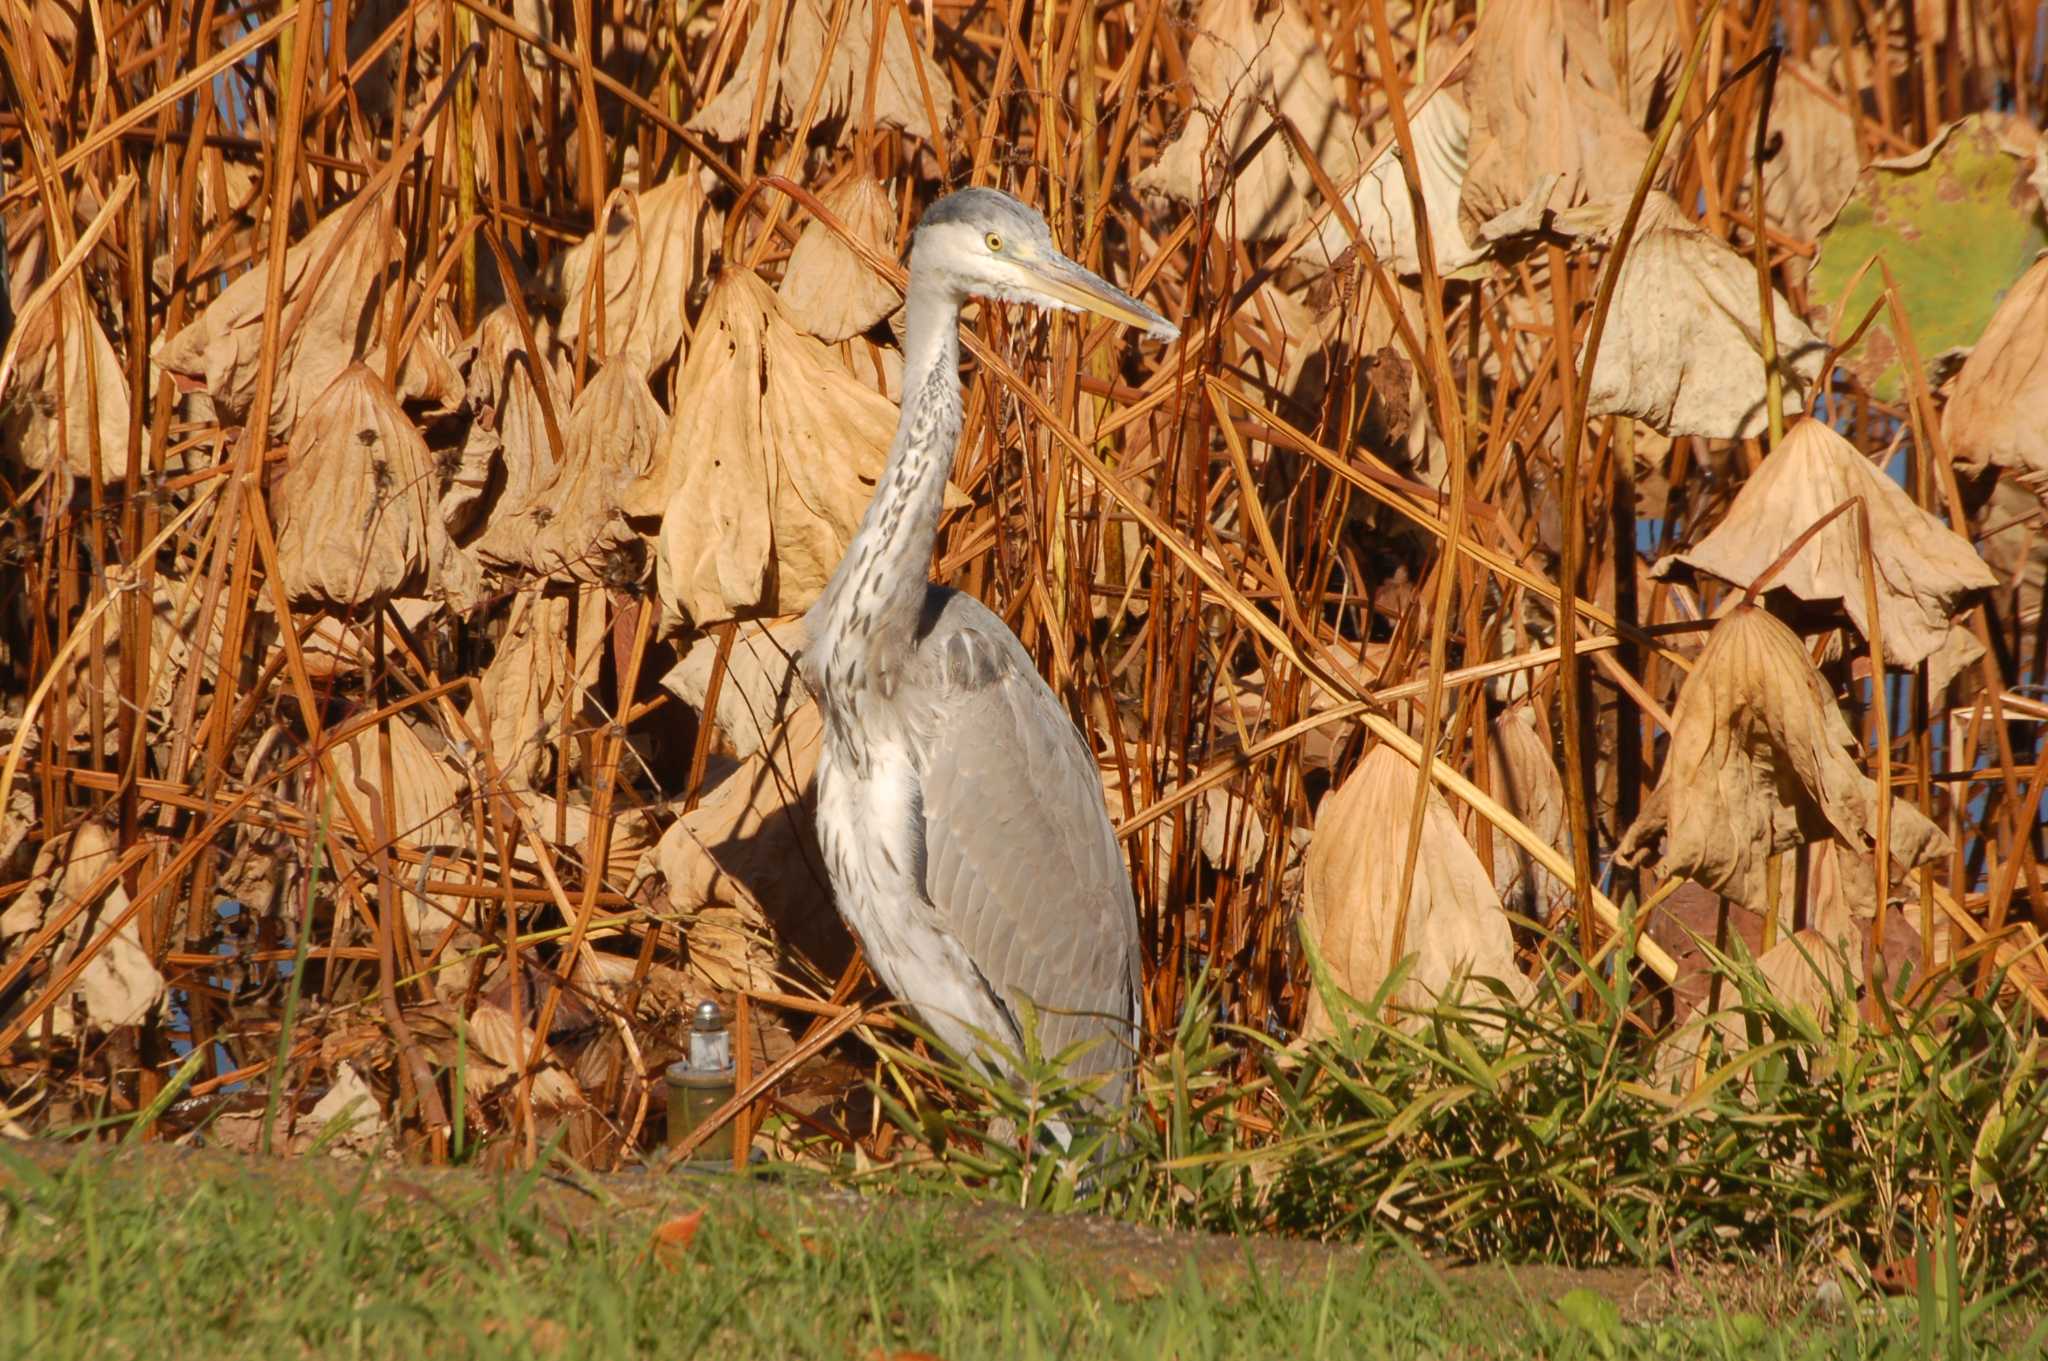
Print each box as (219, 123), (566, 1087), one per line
(1, 285), (133, 482)
(274, 364), (479, 609)
(1301, 743), (1527, 1038)
(1582, 193), (1825, 439)
(1650, 418), (1996, 667)
(652, 269), (900, 628)
(1134, 0), (1361, 241)
(326, 713), (470, 941)
(0, 821), (166, 1042)
(1942, 255), (2048, 483)
(1459, 0), (1653, 238)
(464, 587), (594, 792)
(659, 615), (809, 760)
(1486, 704), (1567, 916)
(529, 360), (666, 583)
(778, 176), (900, 344)
(688, 0), (953, 145)
(1305, 93), (1476, 277)
(460, 307), (573, 561)
(1754, 57), (1860, 259)
(632, 702), (850, 990)
(538, 176), (718, 377)
(152, 189), (457, 438)
(1614, 604), (1949, 910)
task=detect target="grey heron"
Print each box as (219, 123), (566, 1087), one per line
(801, 188), (1177, 1119)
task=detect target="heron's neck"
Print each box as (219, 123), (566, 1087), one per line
(807, 285), (964, 695)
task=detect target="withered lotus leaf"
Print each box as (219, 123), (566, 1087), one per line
(633, 702), (850, 990)
(1755, 57), (1861, 260)
(1459, 0), (1652, 237)
(538, 176), (718, 377)
(458, 307), (573, 560)
(1582, 194), (1825, 439)
(688, 0), (953, 145)
(464, 587), (590, 793)
(1487, 704), (1567, 915)
(652, 269), (899, 628)
(274, 364), (479, 609)
(1943, 255), (2048, 483)
(152, 190), (455, 438)
(0, 822), (165, 1042)
(529, 360), (666, 583)
(1134, 0), (1360, 242)
(659, 615), (809, 761)
(1301, 743), (1525, 1038)
(1, 286), (133, 482)
(326, 714), (470, 942)
(778, 176), (900, 345)
(1614, 604), (1949, 910)
(1306, 93), (1477, 277)
(1650, 417), (1997, 667)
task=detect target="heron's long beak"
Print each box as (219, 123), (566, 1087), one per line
(1027, 251), (1180, 343)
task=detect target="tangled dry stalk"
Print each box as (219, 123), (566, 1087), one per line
(0, 0), (2044, 1175)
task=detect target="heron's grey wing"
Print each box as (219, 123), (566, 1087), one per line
(906, 590), (1141, 1102)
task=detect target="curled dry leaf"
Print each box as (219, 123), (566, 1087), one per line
(1301, 743), (1526, 1038)
(1810, 115), (2048, 401)
(659, 615), (809, 761)
(537, 176), (718, 377)
(1134, 0), (1360, 242)
(273, 364), (481, 609)
(0, 822), (166, 1042)
(778, 176), (900, 344)
(152, 189), (457, 438)
(1650, 417), (1997, 667)
(688, 0), (953, 145)
(1614, 604), (1949, 911)
(465, 587), (596, 792)
(1581, 193), (1824, 439)
(463, 1000), (585, 1106)
(529, 360), (666, 583)
(1942, 255), (2048, 484)
(1305, 93), (1477, 277)
(1486, 704), (1566, 916)
(303, 1061), (390, 1156)
(326, 713), (470, 942)
(454, 306), (572, 551)
(633, 702), (850, 991)
(1754, 57), (1860, 258)
(654, 269), (928, 628)
(65, 578), (221, 753)
(1459, 0), (1651, 239)
(1, 285), (132, 482)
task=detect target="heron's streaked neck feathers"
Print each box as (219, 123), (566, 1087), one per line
(804, 282), (964, 702)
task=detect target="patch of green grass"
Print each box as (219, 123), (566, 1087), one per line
(4, 1146), (2035, 1361)
(842, 935), (2048, 1289)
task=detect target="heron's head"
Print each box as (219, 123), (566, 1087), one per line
(910, 188), (1179, 343)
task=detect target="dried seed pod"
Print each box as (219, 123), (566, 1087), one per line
(1614, 604), (1949, 910)
(274, 363), (479, 609)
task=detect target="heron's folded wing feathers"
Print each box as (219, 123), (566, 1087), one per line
(908, 591), (1140, 1093)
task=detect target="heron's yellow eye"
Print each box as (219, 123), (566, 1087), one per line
(984, 231), (1003, 252)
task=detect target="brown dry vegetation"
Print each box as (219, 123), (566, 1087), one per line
(0, 0), (2045, 1184)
